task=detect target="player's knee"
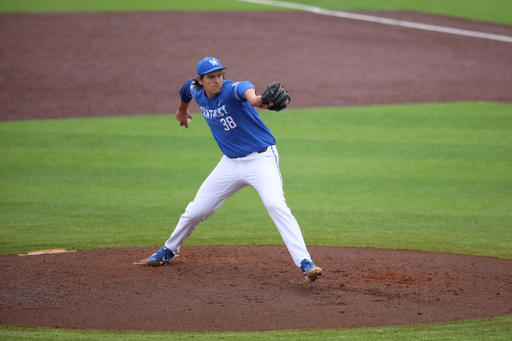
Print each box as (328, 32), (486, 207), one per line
(263, 197), (287, 213)
(183, 201), (215, 222)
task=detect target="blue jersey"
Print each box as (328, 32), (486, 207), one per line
(180, 78), (276, 158)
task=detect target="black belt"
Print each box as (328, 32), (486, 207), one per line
(258, 146), (268, 153)
(231, 146), (269, 159)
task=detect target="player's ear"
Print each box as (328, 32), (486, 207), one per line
(196, 75), (203, 86)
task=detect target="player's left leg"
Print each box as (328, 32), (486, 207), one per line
(243, 146), (314, 268)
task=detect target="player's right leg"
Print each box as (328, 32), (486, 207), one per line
(146, 156), (245, 266)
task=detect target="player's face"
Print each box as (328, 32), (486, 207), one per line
(198, 70), (224, 98)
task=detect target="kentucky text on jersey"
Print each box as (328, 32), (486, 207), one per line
(179, 77), (275, 158)
(200, 105), (228, 119)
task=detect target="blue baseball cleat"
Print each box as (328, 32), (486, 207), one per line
(146, 246), (175, 267)
(300, 259), (322, 283)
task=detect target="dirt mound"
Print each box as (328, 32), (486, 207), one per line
(1, 246), (511, 331)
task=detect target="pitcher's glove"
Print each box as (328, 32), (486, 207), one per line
(261, 82), (291, 111)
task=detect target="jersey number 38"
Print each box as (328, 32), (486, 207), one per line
(220, 116), (237, 131)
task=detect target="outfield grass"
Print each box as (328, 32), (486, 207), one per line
(0, 0), (511, 25)
(1, 102), (511, 258)
(1, 103), (511, 338)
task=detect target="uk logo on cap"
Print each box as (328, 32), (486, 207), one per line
(197, 57), (227, 76)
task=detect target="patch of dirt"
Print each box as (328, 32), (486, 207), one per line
(1, 11), (511, 121)
(1, 246), (511, 332)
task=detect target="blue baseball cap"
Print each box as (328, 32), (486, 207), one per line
(197, 57), (227, 76)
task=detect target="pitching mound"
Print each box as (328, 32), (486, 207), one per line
(1, 246), (511, 332)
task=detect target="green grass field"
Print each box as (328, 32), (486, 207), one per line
(0, 0), (511, 25)
(1, 0), (511, 340)
(1, 103), (512, 339)
(2, 103), (512, 259)
(1, 315), (512, 340)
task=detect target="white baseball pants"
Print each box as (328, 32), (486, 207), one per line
(165, 145), (311, 267)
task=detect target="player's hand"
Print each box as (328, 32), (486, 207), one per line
(176, 108), (192, 128)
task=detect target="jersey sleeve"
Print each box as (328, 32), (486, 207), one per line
(232, 81), (255, 102)
(179, 78), (195, 103)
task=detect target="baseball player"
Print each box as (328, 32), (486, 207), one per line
(146, 57), (322, 282)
